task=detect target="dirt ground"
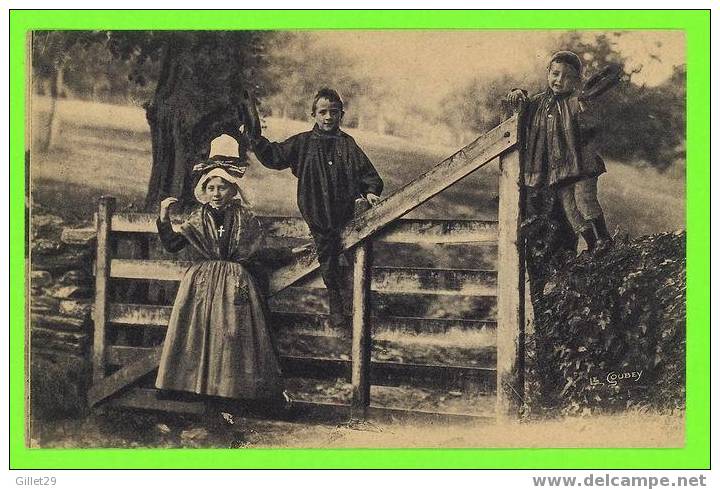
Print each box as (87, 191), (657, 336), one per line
(31, 408), (684, 449)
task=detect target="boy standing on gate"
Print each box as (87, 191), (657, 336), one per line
(244, 88), (384, 327)
(507, 51), (622, 252)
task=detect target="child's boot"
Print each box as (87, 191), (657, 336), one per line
(580, 225), (597, 252)
(590, 215), (613, 249)
(328, 288), (346, 328)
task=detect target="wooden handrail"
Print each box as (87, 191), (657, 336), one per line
(268, 116), (517, 295)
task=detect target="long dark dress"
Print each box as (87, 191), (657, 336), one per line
(155, 201), (284, 400)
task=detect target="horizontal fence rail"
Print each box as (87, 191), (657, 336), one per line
(65, 215), (499, 245)
(107, 259), (497, 296)
(105, 346), (496, 391)
(107, 304), (497, 333)
(104, 387), (492, 423)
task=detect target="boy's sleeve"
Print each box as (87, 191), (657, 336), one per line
(357, 146), (384, 197)
(579, 63), (623, 102)
(251, 134), (300, 172)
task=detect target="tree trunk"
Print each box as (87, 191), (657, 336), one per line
(143, 34), (252, 212)
(41, 62), (64, 152)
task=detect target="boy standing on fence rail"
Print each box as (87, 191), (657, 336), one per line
(244, 88), (384, 328)
(507, 51), (623, 252)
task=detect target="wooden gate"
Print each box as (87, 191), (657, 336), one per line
(84, 115), (525, 422)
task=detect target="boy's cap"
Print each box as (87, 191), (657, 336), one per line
(549, 50), (583, 75)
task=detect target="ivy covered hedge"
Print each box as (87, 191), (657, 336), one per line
(526, 231), (686, 415)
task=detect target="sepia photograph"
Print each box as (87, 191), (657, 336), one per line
(26, 27), (687, 451)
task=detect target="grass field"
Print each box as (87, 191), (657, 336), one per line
(30, 96), (685, 235)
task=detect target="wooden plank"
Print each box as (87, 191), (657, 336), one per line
(105, 387), (207, 415)
(258, 217), (500, 244)
(495, 148), (526, 420)
(109, 259), (191, 281)
(268, 116), (518, 294)
(286, 356), (496, 390)
(106, 347), (496, 391)
(109, 303), (172, 326)
(273, 312), (497, 335)
(92, 196), (114, 385)
(31, 327), (88, 346)
(351, 240), (372, 418)
(31, 313), (87, 332)
(107, 303), (497, 333)
(103, 390), (489, 424)
(370, 267), (496, 296)
(61, 227), (96, 245)
(87, 346), (162, 407)
(105, 214), (498, 244)
(109, 259), (497, 296)
(380, 219), (497, 244)
(270, 288), (497, 320)
(110, 212), (174, 233)
(29, 337), (87, 355)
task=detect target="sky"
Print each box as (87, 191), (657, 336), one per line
(305, 30), (685, 106)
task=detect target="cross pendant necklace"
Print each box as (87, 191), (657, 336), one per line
(218, 225), (225, 237)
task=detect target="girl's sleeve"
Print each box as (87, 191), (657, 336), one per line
(156, 218), (188, 253)
(251, 134), (301, 172)
(357, 145), (384, 197)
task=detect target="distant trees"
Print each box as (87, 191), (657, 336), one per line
(261, 33), (377, 130)
(32, 30), (385, 208)
(438, 73), (544, 146)
(32, 29), (686, 204)
(558, 32), (686, 170)
(440, 31), (686, 170)
(32, 31), (87, 151)
(32, 31), (275, 209)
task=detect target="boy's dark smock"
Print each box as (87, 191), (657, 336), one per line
(252, 124), (383, 288)
(521, 63), (622, 188)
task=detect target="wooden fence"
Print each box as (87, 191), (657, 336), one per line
(82, 115), (525, 422)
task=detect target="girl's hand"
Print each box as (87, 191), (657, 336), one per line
(507, 89), (529, 107)
(159, 197), (179, 221)
(366, 193), (381, 206)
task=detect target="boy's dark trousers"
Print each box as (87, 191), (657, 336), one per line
(309, 199), (371, 327)
(310, 229), (347, 327)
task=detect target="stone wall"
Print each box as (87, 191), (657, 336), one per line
(30, 206), (95, 419)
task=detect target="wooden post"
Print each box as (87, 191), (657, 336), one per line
(351, 239), (373, 420)
(496, 149), (526, 420)
(92, 196), (115, 385)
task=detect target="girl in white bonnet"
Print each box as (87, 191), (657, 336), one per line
(155, 134), (294, 420)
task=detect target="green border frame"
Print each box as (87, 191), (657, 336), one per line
(9, 9), (710, 469)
